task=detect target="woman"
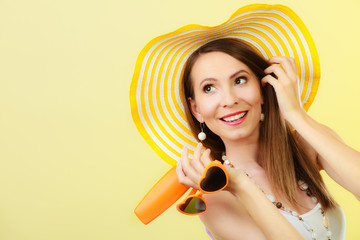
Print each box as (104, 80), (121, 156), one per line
(130, 4), (358, 240)
(176, 38), (351, 240)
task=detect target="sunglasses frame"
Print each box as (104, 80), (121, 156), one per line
(176, 160), (228, 215)
(176, 188), (207, 215)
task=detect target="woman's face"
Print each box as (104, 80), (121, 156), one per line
(189, 51), (263, 143)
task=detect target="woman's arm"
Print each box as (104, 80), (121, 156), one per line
(288, 110), (360, 200)
(262, 56), (360, 200)
(225, 166), (305, 240)
(176, 143), (305, 240)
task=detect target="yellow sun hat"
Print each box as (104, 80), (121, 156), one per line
(130, 4), (320, 166)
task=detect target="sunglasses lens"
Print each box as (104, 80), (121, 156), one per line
(200, 166), (227, 192)
(179, 196), (206, 214)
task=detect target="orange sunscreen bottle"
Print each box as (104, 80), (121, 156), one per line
(134, 166), (189, 224)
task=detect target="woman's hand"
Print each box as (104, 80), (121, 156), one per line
(176, 143), (212, 189)
(176, 142), (252, 194)
(261, 56), (305, 122)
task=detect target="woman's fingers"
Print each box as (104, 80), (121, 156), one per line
(177, 144), (207, 189)
(193, 143), (205, 175)
(201, 148), (212, 167)
(262, 56), (302, 120)
(180, 146), (197, 179)
(268, 56), (298, 79)
(261, 74), (279, 89)
(176, 143), (223, 189)
(264, 64), (287, 81)
(177, 144), (252, 193)
(176, 160), (197, 188)
(177, 147), (197, 188)
(263, 56), (299, 92)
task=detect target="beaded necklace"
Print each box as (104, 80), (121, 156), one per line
(222, 155), (332, 240)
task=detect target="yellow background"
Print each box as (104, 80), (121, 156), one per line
(1, 0), (359, 239)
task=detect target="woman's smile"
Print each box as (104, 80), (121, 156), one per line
(220, 111), (248, 126)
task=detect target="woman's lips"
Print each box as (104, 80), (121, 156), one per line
(220, 111), (248, 126)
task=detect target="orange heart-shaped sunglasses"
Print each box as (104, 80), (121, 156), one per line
(176, 160), (228, 215)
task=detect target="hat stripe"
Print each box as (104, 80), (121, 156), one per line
(139, 47), (186, 159)
(147, 45), (195, 152)
(240, 14), (307, 100)
(272, 13), (309, 104)
(141, 33), (206, 157)
(268, 10), (316, 106)
(275, 9), (317, 105)
(131, 4), (320, 165)
(242, 25), (286, 56)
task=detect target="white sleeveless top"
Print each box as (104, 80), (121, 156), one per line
(279, 203), (346, 240)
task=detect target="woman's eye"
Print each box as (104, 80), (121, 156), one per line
(203, 85), (215, 93)
(235, 77), (246, 85)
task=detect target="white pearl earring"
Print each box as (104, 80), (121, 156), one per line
(198, 123), (206, 141)
(260, 113), (265, 122)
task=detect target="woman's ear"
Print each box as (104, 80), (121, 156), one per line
(189, 97), (204, 123)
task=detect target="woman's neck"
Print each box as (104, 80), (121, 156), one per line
(223, 138), (261, 170)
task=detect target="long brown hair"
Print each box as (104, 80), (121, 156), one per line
(181, 38), (337, 210)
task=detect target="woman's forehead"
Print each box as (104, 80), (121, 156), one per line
(190, 52), (254, 80)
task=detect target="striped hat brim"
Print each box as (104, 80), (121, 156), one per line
(130, 4), (320, 166)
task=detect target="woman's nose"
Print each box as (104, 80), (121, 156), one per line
(221, 89), (238, 108)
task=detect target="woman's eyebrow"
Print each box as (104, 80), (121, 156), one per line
(199, 77), (217, 86)
(229, 69), (249, 79)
